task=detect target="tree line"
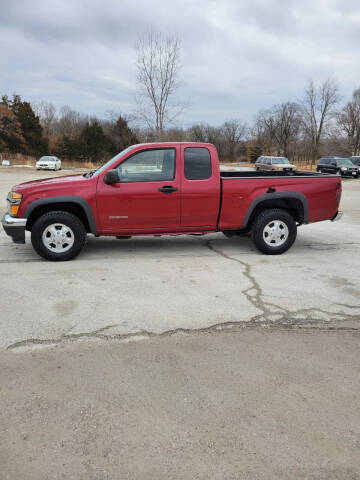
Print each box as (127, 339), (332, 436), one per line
(0, 83), (360, 165)
(0, 95), (138, 163)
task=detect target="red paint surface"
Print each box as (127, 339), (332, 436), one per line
(13, 142), (341, 235)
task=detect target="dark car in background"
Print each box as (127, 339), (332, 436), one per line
(350, 156), (360, 168)
(317, 157), (359, 177)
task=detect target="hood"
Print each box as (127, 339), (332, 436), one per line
(275, 163), (296, 168)
(12, 174), (87, 193)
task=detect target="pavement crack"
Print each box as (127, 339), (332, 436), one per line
(202, 239), (360, 325)
(5, 240), (360, 353)
(203, 240), (286, 321)
(6, 318), (360, 352)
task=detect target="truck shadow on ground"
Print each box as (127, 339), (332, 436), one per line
(82, 232), (345, 258)
(82, 233), (257, 258)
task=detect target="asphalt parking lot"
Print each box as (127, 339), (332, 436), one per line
(1, 167), (360, 479)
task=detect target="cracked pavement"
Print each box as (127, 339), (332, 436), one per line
(0, 168), (360, 351)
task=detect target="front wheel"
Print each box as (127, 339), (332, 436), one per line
(251, 208), (297, 255)
(31, 211), (86, 261)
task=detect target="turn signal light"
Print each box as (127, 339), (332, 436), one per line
(10, 205), (19, 216)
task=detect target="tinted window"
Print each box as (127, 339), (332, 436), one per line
(184, 147), (212, 180)
(117, 149), (175, 182)
(336, 158), (353, 166)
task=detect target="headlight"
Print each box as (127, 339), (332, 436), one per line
(340, 167), (347, 170)
(7, 191), (23, 216)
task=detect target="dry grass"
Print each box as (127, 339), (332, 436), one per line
(0, 153), (97, 170)
(1, 153), (35, 166)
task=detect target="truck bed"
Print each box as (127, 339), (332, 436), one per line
(220, 170), (333, 178)
(218, 170), (341, 230)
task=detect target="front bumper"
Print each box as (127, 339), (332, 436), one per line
(1, 214), (26, 244)
(340, 170), (358, 177)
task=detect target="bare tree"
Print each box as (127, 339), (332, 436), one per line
(301, 79), (340, 164)
(256, 102), (301, 158)
(135, 31), (186, 134)
(337, 87), (360, 156)
(221, 119), (247, 161)
(33, 101), (57, 137)
(56, 106), (87, 138)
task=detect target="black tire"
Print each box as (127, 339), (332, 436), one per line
(31, 211), (86, 261)
(251, 208), (297, 255)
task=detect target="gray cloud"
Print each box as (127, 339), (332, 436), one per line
(0, 0), (359, 126)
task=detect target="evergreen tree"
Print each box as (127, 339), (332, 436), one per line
(79, 120), (110, 163)
(3, 94), (48, 156)
(56, 135), (82, 160)
(113, 115), (138, 151)
(15, 101), (48, 156)
(0, 104), (26, 153)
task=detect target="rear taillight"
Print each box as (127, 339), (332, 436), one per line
(335, 181), (342, 205)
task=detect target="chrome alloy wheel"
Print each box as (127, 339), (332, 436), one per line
(42, 223), (75, 253)
(263, 220), (289, 247)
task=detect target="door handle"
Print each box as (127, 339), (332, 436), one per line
(158, 186), (178, 193)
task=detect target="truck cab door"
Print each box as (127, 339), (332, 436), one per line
(96, 147), (181, 233)
(180, 146), (220, 228)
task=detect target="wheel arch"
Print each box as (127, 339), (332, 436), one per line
(241, 192), (308, 230)
(24, 196), (98, 234)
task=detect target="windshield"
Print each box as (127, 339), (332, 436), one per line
(272, 158), (289, 164)
(337, 158), (353, 166)
(92, 146), (135, 177)
(39, 156), (56, 162)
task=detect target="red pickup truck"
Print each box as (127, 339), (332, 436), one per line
(2, 142), (342, 261)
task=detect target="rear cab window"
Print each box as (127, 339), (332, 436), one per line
(184, 147), (212, 180)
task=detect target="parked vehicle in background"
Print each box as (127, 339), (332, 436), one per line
(255, 156), (296, 172)
(36, 156), (61, 171)
(2, 142), (342, 261)
(317, 157), (358, 177)
(350, 156), (360, 169)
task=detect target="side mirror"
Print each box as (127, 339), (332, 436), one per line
(104, 169), (120, 185)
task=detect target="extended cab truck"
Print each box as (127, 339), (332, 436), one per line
(2, 142), (342, 261)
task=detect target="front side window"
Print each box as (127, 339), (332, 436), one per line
(184, 147), (212, 180)
(117, 149), (175, 183)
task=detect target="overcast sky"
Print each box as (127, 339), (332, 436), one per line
(1, 0), (360, 126)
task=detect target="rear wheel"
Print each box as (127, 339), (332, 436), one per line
(251, 208), (297, 255)
(31, 211), (86, 261)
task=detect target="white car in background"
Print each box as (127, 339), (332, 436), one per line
(36, 156), (62, 171)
